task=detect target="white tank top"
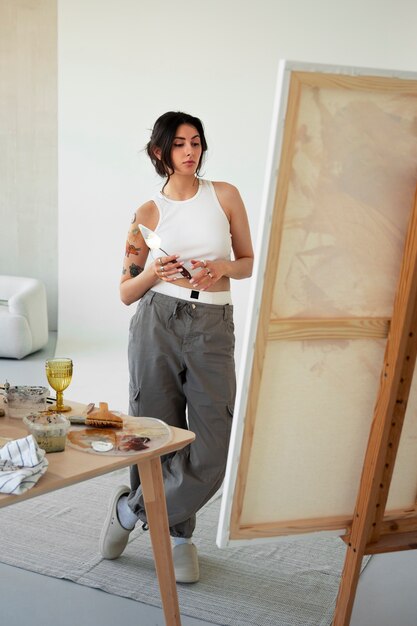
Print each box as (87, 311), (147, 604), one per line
(150, 180), (231, 273)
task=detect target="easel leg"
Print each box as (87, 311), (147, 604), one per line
(332, 545), (364, 626)
(138, 457), (182, 626)
(334, 186), (417, 625)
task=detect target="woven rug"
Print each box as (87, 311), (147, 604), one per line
(0, 468), (369, 626)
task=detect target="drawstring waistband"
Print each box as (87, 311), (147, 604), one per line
(168, 300), (192, 328)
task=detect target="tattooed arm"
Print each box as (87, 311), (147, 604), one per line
(120, 201), (159, 305)
(120, 200), (184, 305)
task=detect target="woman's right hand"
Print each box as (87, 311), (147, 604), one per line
(153, 255), (184, 282)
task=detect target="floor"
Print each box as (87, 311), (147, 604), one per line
(1, 337), (417, 626)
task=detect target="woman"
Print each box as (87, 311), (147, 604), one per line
(100, 111), (253, 583)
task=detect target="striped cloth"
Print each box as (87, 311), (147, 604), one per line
(0, 435), (48, 495)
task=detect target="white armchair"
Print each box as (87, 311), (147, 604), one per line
(0, 276), (49, 359)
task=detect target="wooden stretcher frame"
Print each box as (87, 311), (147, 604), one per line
(217, 60), (417, 551)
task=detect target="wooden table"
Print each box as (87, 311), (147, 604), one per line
(0, 400), (195, 626)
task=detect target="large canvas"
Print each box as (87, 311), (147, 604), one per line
(217, 61), (417, 547)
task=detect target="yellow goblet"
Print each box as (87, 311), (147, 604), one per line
(45, 357), (73, 412)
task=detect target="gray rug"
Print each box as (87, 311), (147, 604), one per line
(0, 468), (369, 626)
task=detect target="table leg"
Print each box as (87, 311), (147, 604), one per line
(138, 457), (182, 626)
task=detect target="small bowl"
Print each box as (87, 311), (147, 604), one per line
(2, 385), (49, 419)
(23, 412), (70, 453)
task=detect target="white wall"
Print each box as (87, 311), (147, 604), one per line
(57, 0), (417, 408)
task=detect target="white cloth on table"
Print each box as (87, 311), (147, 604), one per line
(0, 435), (48, 495)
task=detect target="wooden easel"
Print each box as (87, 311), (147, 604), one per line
(333, 185), (417, 625)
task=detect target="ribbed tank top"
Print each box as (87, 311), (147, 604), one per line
(150, 180), (231, 274)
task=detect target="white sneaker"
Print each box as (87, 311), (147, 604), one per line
(99, 484), (132, 559)
(173, 543), (199, 583)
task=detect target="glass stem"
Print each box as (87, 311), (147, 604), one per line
(56, 390), (63, 411)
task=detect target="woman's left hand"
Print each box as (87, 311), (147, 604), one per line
(189, 259), (223, 290)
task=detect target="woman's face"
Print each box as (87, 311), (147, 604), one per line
(170, 124), (202, 175)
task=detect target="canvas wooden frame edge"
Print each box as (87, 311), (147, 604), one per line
(217, 59), (417, 549)
(216, 59), (290, 548)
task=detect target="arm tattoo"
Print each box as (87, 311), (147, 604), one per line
(129, 263), (143, 277)
(125, 240), (141, 257)
(122, 267), (127, 275)
(131, 212), (136, 224)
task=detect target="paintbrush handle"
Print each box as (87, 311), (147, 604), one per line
(159, 248), (192, 279)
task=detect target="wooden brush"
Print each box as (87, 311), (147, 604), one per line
(85, 402), (123, 429)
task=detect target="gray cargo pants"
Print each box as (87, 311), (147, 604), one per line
(127, 290), (236, 537)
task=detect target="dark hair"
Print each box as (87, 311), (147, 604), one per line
(146, 111), (208, 183)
